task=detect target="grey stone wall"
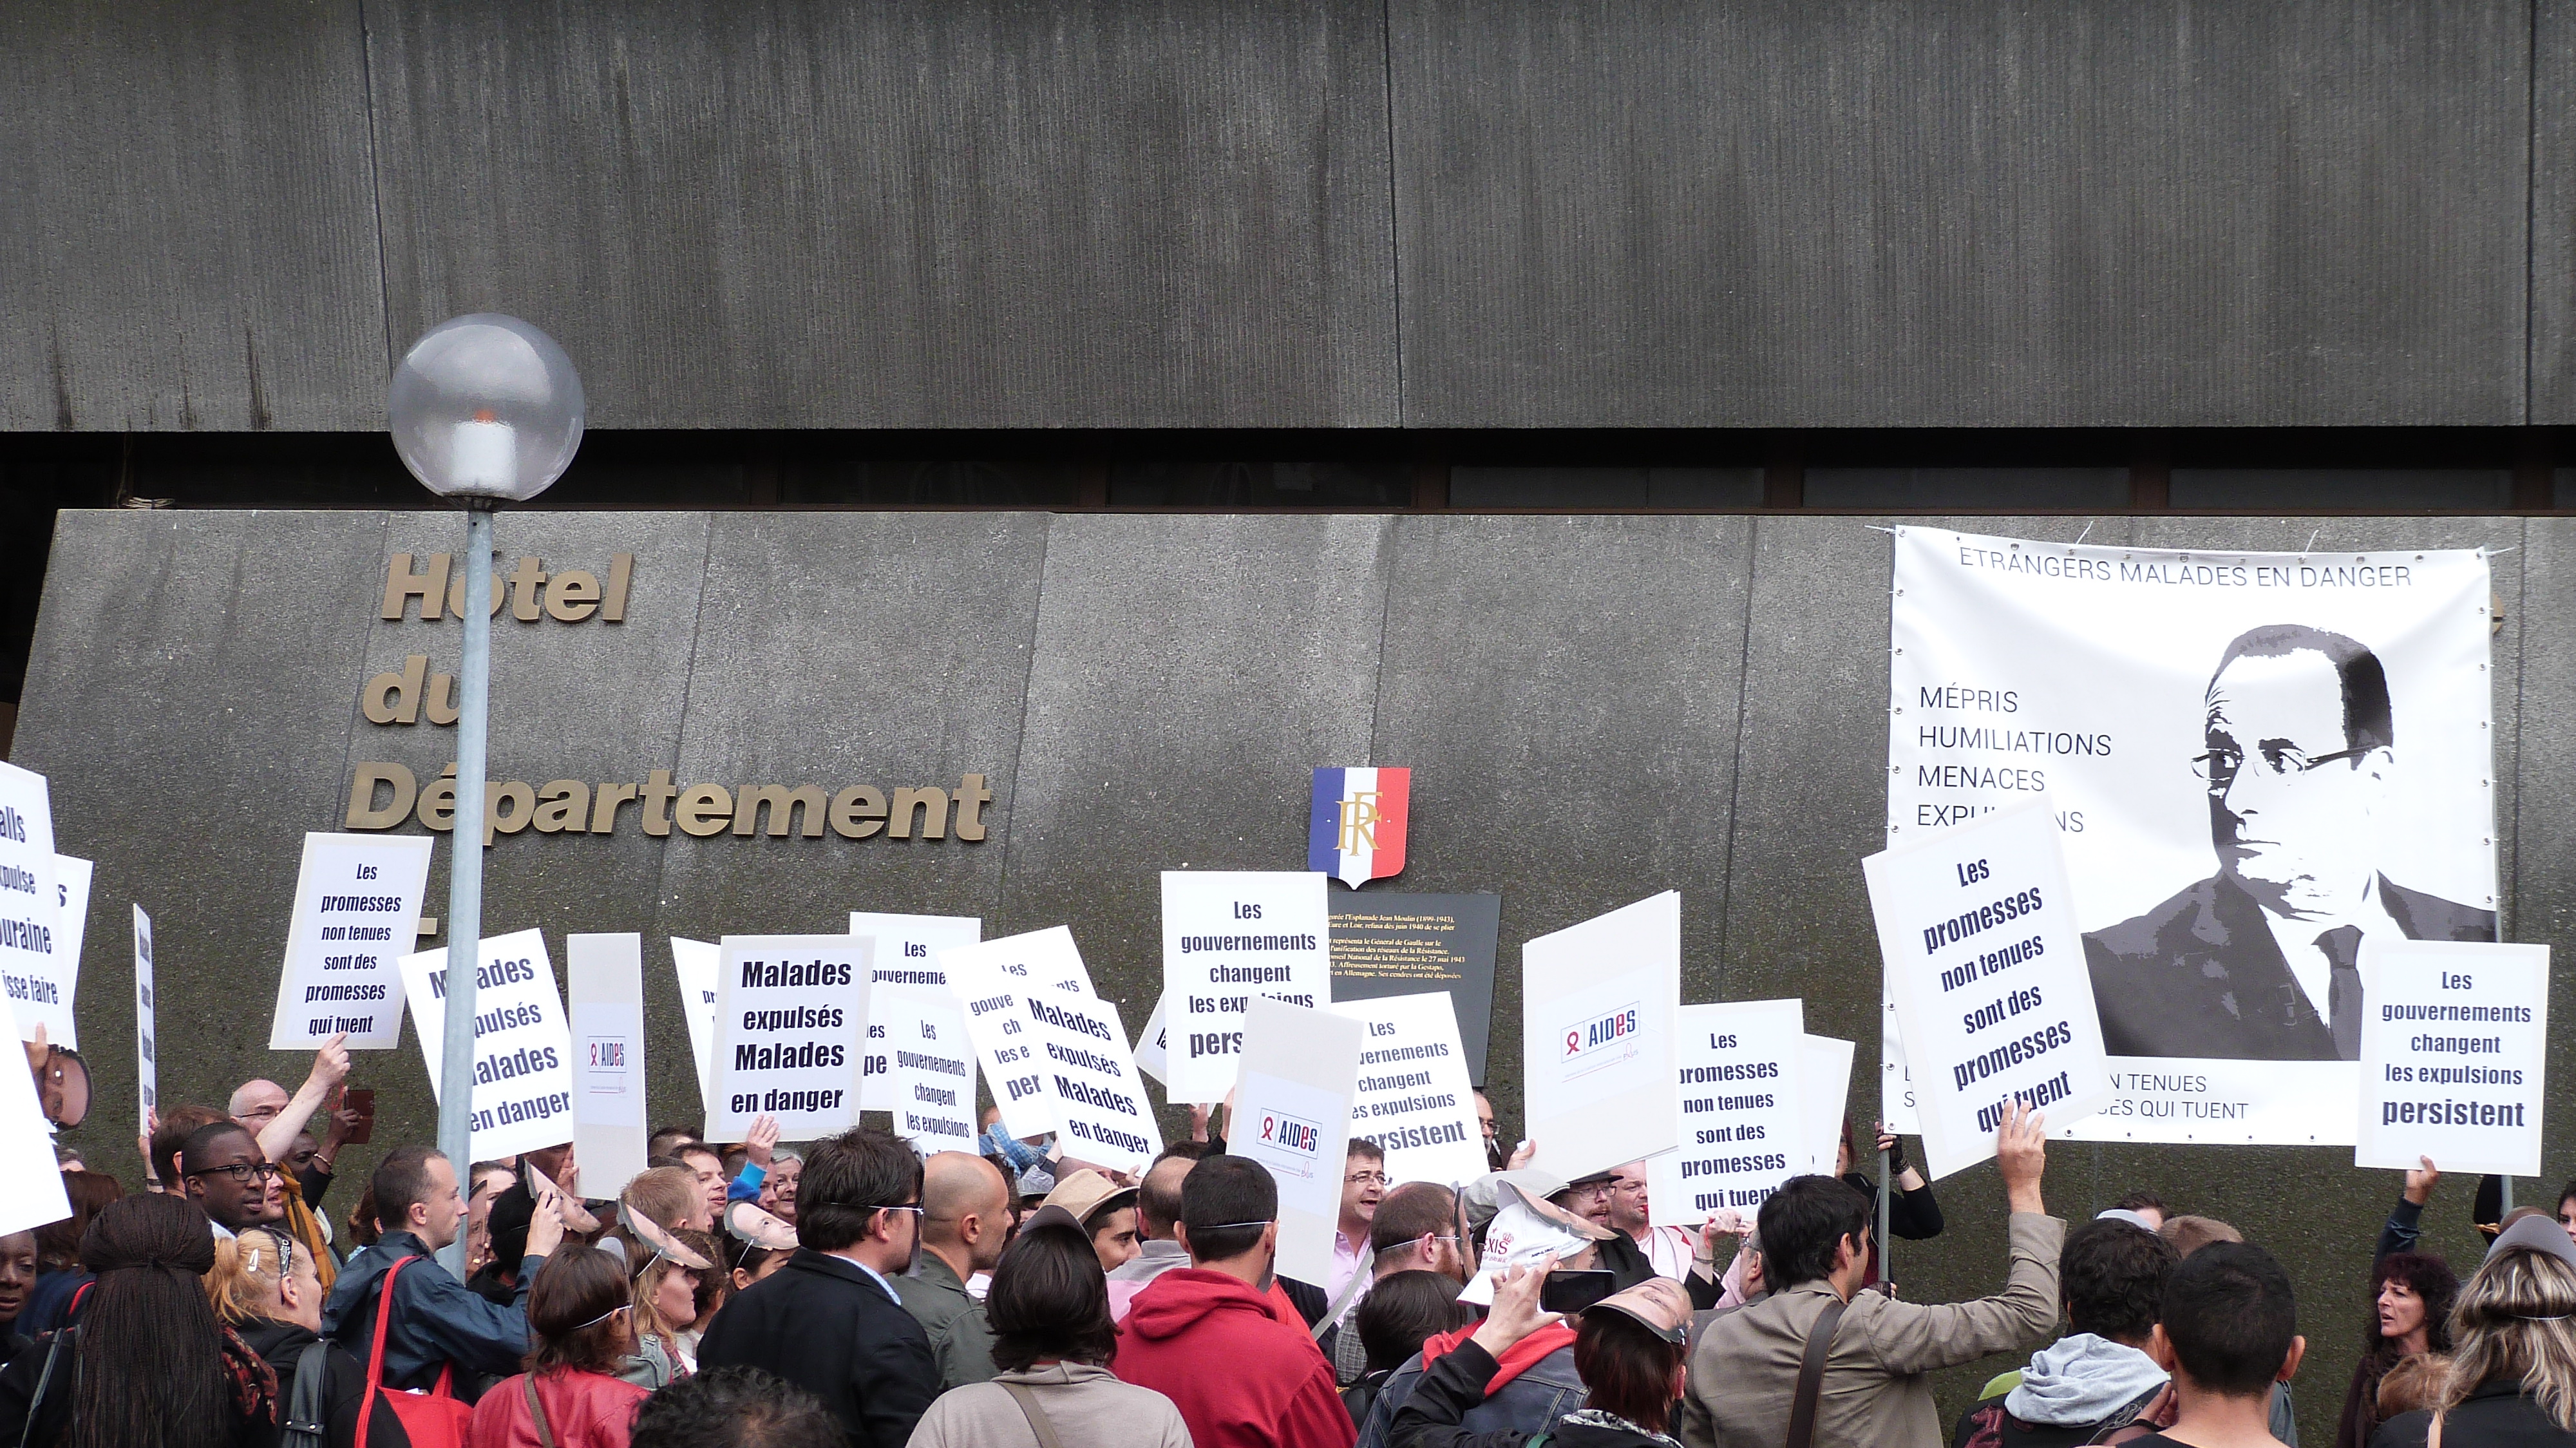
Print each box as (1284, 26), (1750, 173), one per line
(17, 508), (2566, 1437)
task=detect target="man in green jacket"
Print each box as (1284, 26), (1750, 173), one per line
(895, 1152), (1012, 1389)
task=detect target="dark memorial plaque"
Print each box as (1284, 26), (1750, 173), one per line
(1327, 892), (1501, 1082)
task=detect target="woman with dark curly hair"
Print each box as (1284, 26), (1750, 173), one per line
(2334, 1249), (2458, 1448)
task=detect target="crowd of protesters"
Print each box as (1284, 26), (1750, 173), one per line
(0, 1037), (2564, 1448)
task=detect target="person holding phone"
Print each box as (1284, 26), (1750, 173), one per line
(1385, 1263), (1695, 1448)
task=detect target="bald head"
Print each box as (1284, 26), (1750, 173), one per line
(922, 1151), (1011, 1263)
(1138, 1155), (1194, 1241)
(229, 1080), (290, 1130)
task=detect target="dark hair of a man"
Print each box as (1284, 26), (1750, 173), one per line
(1356, 1270), (1473, 1373)
(2061, 1217), (2181, 1342)
(1370, 1183), (1459, 1257)
(676, 1142), (723, 1171)
(2114, 1190), (2170, 1216)
(628, 1364), (845, 1448)
(646, 1125), (703, 1159)
(796, 1125), (923, 1253)
(37, 1170), (126, 1273)
(987, 1216), (1119, 1371)
(370, 1145), (448, 1232)
(1180, 1156), (1276, 1262)
(149, 1105), (229, 1188)
(70, 1195), (230, 1448)
(2209, 624), (2393, 754)
(177, 1121), (256, 1179)
(1347, 1138), (1384, 1163)
(2160, 1241), (2298, 1396)
(526, 1247), (632, 1376)
(1754, 1175), (1872, 1290)
(1573, 1308), (1687, 1434)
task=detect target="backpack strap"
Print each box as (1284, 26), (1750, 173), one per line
(1784, 1295), (1849, 1448)
(998, 1382), (1066, 1448)
(281, 1338), (332, 1448)
(15, 1329), (71, 1448)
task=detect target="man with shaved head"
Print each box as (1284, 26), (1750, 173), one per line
(1109, 1145), (1206, 1322)
(893, 1150), (1010, 1389)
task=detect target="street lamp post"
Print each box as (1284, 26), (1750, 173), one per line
(388, 315), (585, 1276)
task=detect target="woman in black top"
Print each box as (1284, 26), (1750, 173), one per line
(205, 1225), (404, 1447)
(2417, 1219), (2576, 1445)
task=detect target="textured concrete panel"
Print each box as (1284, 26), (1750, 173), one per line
(1390, 1), (2530, 427)
(2512, 520), (2576, 1203)
(369, 0), (1397, 430)
(0, 4), (386, 430)
(1371, 515), (1755, 1130)
(11, 510), (393, 1154)
(999, 515), (1391, 1062)
(2537, 2), (2576, 421)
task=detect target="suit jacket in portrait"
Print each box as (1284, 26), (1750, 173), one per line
(2082, 872), (2494, 1060)
(695, 1248), (938, 1448)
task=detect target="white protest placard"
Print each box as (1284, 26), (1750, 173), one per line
(567, 933), (649, 1187)
(1133, 991), (1170, 1085)
(1329, 991), (1485, 1188)
(947, 925), (1097, 999)
(0, 763), (65, 1044)
(397, 928), (578, 1160)
(0, 1015), (68, 1235)
(2355, 940), (2547, 1177)
(849, 913), (983, 1110)
(132, 906), (156, 1135)
(1801, 1034), (1857, 1176)
(1233, 996), (1365, 1286)
(947, 957), (1162, 1170)
(270, 832), (435, 1050)
(1162, 871), (1331, 1102)
(1649, 1000), (1805, 1226)
(46, 857), (90, 1050)
(1520, 891), (1681, 1181)
(710, 935), (872, 1141)
(879, 986), (979, 1157)
(670, 938), (721, 1121)
(1865, 797), (2111, 1179)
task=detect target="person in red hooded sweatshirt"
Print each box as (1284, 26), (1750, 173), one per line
(1115, 1155), (1358, 1448)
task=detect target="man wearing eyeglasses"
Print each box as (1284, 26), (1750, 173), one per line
(1331, 1140), (1388, 1303)
(2083, 624), (2494, 1061)
(178, 1119), (289, 1237)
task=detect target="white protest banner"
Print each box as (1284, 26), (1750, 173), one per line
(1866, 798), (2111, 1179)
(1520, 891), (1681, 1181)
(0, 1012), (68, 1235)
(567, 933), (649, 1187)
(132, 906), (157, 1135)
(1801, 1034), (1856, 1176)
(398, 929), (578, 1160)
(940, 929), (1100, 1137)
(849, 913), (983, 1110)
(270, 832), (435, 1051)
(45, 857), (90, 1049)
(710, 936), (872, 1142)
(946, 924), (1097, 999)
(947, 958), (1161, 1170)
(1649, 1000), (1804, 1227)
(1233, 996), (1364, 1286)
(670, 938), (721, 1121)
(0, 763), (65, 1044)
(1329, 991), (1485, 1188)
(1880, 984), (1920, 1134)
(1889, 528), (2496, 1145)
(879, 986), (979, 1157)
(1133, 991), (1170, 1085)
(2355, 940), (2547, 1176)
(1161, 871), (1330, 1102)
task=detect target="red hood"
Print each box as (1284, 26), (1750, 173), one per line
(1122, 1268), (1296, 1342)
(1418, 1319), (1578, 1392)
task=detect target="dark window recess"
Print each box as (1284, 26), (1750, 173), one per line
(1448, 468), (1763, 508)
(1107, 461), (1410, 507)
(2168, 470), (2514, 511)
(1802, 468), (2130, 511)
(777, 460), (1080, 507)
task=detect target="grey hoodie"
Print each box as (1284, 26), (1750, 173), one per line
(2003, 1333), (2167, 1426)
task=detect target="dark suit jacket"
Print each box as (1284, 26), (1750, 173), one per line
(696, 1248), (938, 1448)
(2083, 872), (2494, 1060)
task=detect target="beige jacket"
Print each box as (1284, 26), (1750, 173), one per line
(905, 1360), (1195, 1448)
(1677, 1212), (2064, 1448)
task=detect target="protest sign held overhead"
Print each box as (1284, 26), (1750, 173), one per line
(1801, 1035), (1856, 1176)
(1650, 1000), (1805, 1227)
(848, 912), (981, 1110)
(132, 905), (156, 1136)
(710, 935), (871, 1141)
(878, 986), (978, 1157)
(1329, 892), (1501, 1081)
(940, 924), (1095, 1001)
(566, 933), (648, 1186)
(44, 857), (89, 1050)
(270, 832), (435, 1051)
(0, 763), (66, 1045)
(1520, 891), (1681, 1181)
(1889, 528), (2496, 1145)
(1133, 991), (1170, 1085)
(0, 1009), (68, 1236)
(1162, 871), (1331, 1102)
(1866, 798), (2110, 1179)
(398, 928), (578, 1161)
(947, 962), (1059, 1139)
(1233, 996), (1365, 1287)
(2354, 940), (2546, 1177)
(1327, 991), (1485, 1188)
(670, 937), (721, 1121)
(1309, 767), (1408, 887)
(948, 955), (1161, 1170)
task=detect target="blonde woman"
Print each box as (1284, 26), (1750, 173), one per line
(2424, 1217), (2576, 1443)
(204, 1225), (399, 1446)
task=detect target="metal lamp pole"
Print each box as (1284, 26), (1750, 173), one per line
(436, 505), (495, 1275)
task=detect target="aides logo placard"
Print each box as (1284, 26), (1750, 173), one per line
(1309, 767), (1409, 888)
(1254, 1107), (1326, 1176)
(1561, 1002), (1642, 1081)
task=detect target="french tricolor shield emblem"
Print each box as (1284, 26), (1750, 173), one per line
(1308, 767), (1409, 888)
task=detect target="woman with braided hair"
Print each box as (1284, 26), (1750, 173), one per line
(0, 1192), (278, 1447)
